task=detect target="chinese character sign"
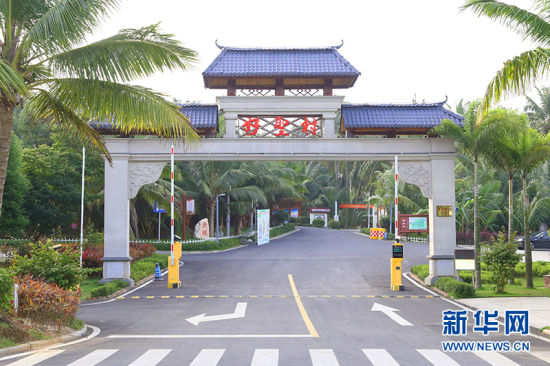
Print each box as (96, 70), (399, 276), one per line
(238, 115), (323, 138)
(442, 309), (529, 336)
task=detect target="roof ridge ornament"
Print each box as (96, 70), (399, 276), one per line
(215, 39), (224, 49)
(335, 39), (344, 49)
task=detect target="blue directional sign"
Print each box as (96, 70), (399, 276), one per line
(153, 201), (166, 213)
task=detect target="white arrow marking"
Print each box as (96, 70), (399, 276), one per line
(186, 302), (247, 326)
(371, 302), (413, 326)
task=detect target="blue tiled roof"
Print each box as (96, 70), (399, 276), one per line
(203, 47), (360, 78)
(341, 102), (464, 129)
(178, 104), (218, 129)
(91, 104), (218, 131)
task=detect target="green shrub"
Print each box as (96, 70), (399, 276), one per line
(0, 268), (13, 312)
(270, 224), (295, 238)
(288, 217), (298, 224)
(298, 217), (310, 225)
(90, 280), (128, 298)
(411, 264), (429, 281)
(481, 232), (523, 293)
(130, 254), (168, 282)
(360, 228), (370, 235)
(435, 277), (475, 298)
(532, 261), (550, 276)
(312, 218), (325, 228)
(459, 271), (473, 284)
(328, 220), (342, 229)
(514, 262), (526, 277)
(11, 241), (91, 290)
(271, 210), (289, 226)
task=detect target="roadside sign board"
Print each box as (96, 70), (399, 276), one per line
(153, 201), (166, 213)
(455, 248), (475, 271)
(186, 199), (195, 215)
(257, 209), (270, 245)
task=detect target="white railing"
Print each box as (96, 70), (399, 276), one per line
(400, 235), (429, 243)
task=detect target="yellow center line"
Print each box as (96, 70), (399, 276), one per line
(146, 296), (155, 299)
(175, 296), (185, 299)
(288, 274), (319, 338)
(131, 296), (140, 299)
(219, 295), (228, 298)
(161, 296), (170, 299)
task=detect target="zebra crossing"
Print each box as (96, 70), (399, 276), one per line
(3, 347), (548, 366)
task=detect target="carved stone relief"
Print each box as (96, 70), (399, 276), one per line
(128, 162), (166, 199)
(398, 161), (432, 198)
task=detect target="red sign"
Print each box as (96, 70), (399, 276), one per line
(398, 214), (429, 233)
(340, 204), (367, 209)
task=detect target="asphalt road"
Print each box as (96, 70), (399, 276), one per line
(1, 227), (549, 365)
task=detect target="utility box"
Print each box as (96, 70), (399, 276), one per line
(167, 241), (182, 289)
(391, 240), (404, 291)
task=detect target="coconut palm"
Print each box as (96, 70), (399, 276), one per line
(462, 0), (550, 121)
(479, 109), (529, 240)
(525, 86), (550, 133)
(430, 101), (505, 289)
(514, 128), (550, 287)
(0, 0), (199, 217)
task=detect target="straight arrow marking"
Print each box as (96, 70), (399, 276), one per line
(186, 302), (247, 326)
(371, 302), (413, 326)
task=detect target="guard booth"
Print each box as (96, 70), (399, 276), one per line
(95, 42), (463, 286)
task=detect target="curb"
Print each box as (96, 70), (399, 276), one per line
(270, 227), (301, 240)
(0, 325), (88, 357)
(406, 272), (550, 340)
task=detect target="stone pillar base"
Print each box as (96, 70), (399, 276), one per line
(100, 256), (134, 286)
(424, 255), (455, 286)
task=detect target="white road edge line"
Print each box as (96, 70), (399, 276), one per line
(82, 261), (183, 306)
(107, 334), (312, 339)
(0, 325), (101, 362)
(403, 272), (550, 344)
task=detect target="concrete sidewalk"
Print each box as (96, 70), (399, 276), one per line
(459, 297), (550, 333)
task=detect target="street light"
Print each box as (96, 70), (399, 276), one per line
(216, 193), (226, 242)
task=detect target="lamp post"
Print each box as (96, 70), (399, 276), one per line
(226, 195), (231, 237)
(216, 194), (226, 242)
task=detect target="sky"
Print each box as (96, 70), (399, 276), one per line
(91, 0), (545, 111)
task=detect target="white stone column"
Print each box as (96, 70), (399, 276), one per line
(425, 158), (457, 285)
(223, 112), (238, 138)
(101, 157), (132, 285)
(399, 157), (457, 285)
(322, 112), (337, 138)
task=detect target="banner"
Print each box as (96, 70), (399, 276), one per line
(257, 209), (270, 245)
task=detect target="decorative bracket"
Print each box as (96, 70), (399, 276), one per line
(128, 162), (166, 199)
(398, 161), (432, 198)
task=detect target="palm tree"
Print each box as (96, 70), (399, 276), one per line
(430, 101), (501, 289)
(0, 0), (199, 217)
(462, 1), (550, 121)
(181, 162), (267, 237)
(514, 128), (550, 287)
(524, 86), (550, 133)
(479, 109), (529, 240)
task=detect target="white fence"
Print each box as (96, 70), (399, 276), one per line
(400, 235), (429, 243)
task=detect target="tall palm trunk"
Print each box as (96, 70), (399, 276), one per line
(507, 176), (515, 285)
(208, 200), (216, 237)
(129, 199), (140, 239)
(522, 174), (534, 288)
(473, 155), (481, 289)
(0, 106), (14, 218)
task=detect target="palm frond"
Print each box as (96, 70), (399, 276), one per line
(50, 24), (197, 82)
(462, 0), (550, 46)
(43, 78), (198, 142)
(24, 0), (120, 54)
(23, 89), (109, 158)
(477, 47), (550, 121)
(0, 60), (28, 101)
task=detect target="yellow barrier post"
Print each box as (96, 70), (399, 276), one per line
(391, 238), (404, 291)
(167, 241), (182, 288)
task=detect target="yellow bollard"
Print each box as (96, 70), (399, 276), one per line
(391, 239), (404, 291)
(167, 241), (182, 289)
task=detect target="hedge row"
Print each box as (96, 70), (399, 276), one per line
(90, 280), (128, 298)
(412, 264), (475, 298)
(131, 253), (168, 283)
(270, 224), (296, 238)
(154, 238), (241, 252)
(434, 277), (475, 298)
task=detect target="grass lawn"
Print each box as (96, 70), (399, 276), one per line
(80, 277), (101, 301)
(475, 277), (550, 297)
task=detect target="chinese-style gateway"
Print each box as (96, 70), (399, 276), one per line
(95, 43), (463, 286)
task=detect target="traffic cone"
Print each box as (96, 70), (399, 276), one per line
(154, 263), (162, 281)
